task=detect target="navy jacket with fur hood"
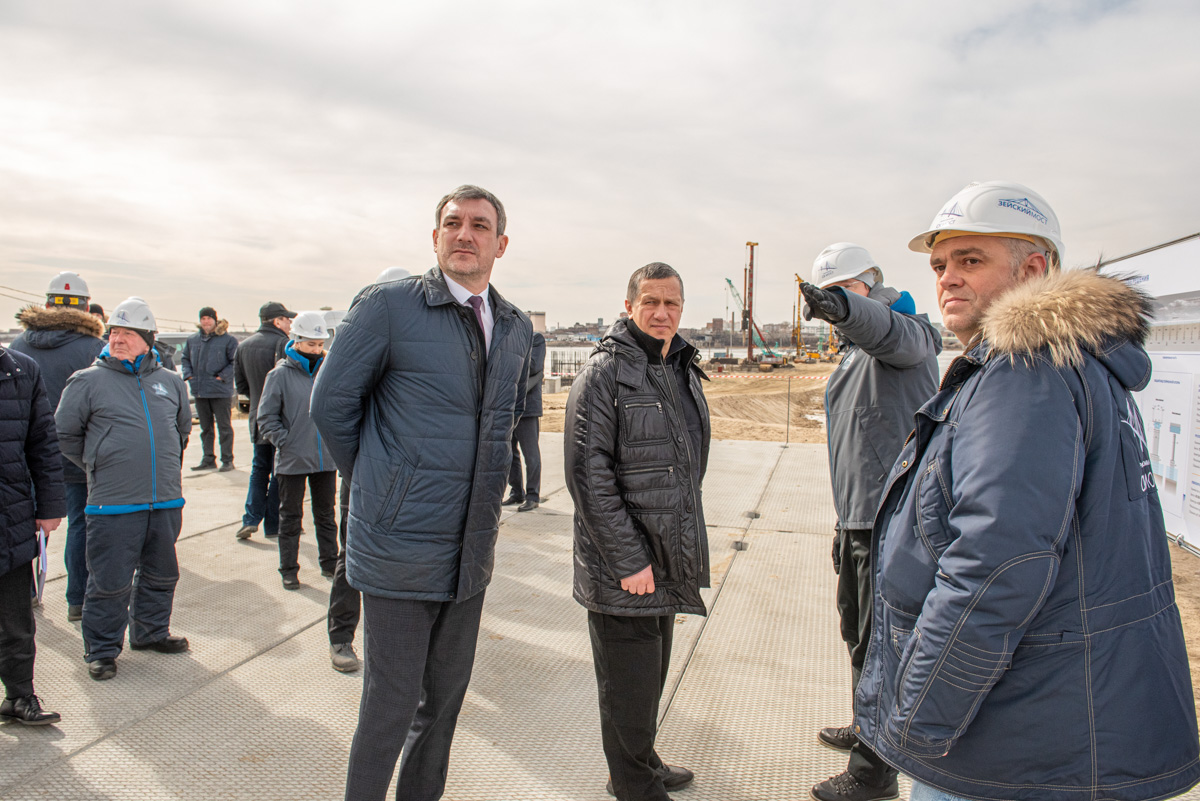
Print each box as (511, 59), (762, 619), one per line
(310, 267), (533, 601)
(855, 270), (1200, 800)
(9, 305), (106, 484)
(0, 347), (66, 575)
(181, 319), (237, 399)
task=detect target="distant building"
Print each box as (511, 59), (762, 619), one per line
(526, 311), (546, 333)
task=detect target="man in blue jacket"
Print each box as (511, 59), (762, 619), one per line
(800, 245), (940, 801)
(311, 185), (532, 801)
(854, 181), (1200, 801)
(56, 297), (193, 682)
(9, 271), (106, 622)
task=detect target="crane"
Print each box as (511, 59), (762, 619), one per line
(724, 278), (778, 360)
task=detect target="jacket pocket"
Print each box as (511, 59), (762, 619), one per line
(380, 458), (416, 529)
(628, 509), (680, 584)
(914, 459), (953, 558)
(893, 627), (922, 714)
(619, 395), (671, 448)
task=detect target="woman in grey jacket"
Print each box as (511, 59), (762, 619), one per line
(256, 312), (337, 590)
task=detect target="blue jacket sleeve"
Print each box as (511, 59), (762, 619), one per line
(217, 335), (237, 384)
(180, 338), (194, 381)
(54, 372), (90, 470)
(256, 369), (288, 450)
(884, 357), (1082, 757)
(836, 291), (941, 369)
(310, 287), (392, 474)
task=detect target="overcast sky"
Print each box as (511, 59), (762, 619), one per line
(2, 0), (1197, 333)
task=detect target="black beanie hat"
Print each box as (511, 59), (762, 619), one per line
(199, 306), (218, 320)
(138, 330), (157, 350)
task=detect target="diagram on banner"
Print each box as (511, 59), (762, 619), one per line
(1134, 358), (1199, 536)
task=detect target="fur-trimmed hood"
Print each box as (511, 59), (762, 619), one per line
(981, 269), (1153, 369)
(196, 319), (230, 337)
(16, 304), (105, 338)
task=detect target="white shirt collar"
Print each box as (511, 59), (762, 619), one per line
(443, 272), (490, 315)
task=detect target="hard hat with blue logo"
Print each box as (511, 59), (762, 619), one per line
(107, 297), (157, 333)
(909, 181), (1064, 269)
(811, 243), (883, 289)
(290, 311), (330, 341)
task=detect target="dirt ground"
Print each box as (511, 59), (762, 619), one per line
(541, 362), (837, 444)
(543, 363), (1200, 703)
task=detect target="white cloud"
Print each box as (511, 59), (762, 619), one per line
(1, 0), (1197, 333)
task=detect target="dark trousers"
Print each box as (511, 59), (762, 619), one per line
(588, 611), (674, 801)
(195, 396), (235, 464)
(836, 527), (897, 786)
(344, 590), (486, 801)
(328, 475), (360, 645)
(82, 509), (183, 661)
(243, 441), (280, 535)
(64, 481), (90, 606)
(0, 562), (36, 698)
(277, 471), (338, 578)
(507, 416), (541, 502)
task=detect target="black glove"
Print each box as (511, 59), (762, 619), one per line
(801, 282), (849, 324)
(831, 532), (842, 574)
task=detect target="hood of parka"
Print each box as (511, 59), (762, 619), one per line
(981, 269), (1154, 387)
(16, 305), (105, 340)
(196, 319), (230, 337)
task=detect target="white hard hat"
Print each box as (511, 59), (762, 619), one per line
(46, 271), (90, 304)
(909, 181), (1064, 268)
(290, 310), (330, 341)
(375, 266), (412, 284)
(107, 296), (157, 333)
(811, 243), (883, 289)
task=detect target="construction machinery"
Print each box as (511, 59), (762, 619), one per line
(724, 276), (780, 362)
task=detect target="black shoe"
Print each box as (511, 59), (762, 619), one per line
(130, 635), (190, 654)
(88, 658), (117, 681)
(321, 568), (335, 578)
(67, 604), (83, 622)
(190, 460), (217, 471)
(0, 695), (61, 725)
(811, 771), (899, 801)
(818, 724), (858, 751)
(282, 574), (300, 590)
(235, 525), (256, 540)
(517, 499), (539, 512)
(606, 764), (694, 796)
(217, 463), (235, 472)
(501, 493), (525, 506)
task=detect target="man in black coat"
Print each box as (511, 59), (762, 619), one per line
(0, 345), (65, 725)
(9, 271), (106, 622)
(565, 263), (711, 801)
(503, 331), (545, 511)
(181, 307), (239, 472)
(233, 302), (296, 540)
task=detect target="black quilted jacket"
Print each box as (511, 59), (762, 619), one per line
(0, 347), (65, 576)
(565, 319), (711, 617)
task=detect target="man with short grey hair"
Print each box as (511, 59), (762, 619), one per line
(312, 185), (532, 801)
(566, 262), (710, 801)
(854, 182), (1200, 801)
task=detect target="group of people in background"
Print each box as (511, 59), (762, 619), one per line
(2, 180), (1199, 801)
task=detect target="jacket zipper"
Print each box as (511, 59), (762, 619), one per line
(658, 351), (707, 583)
(136, 372), (157, 504)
